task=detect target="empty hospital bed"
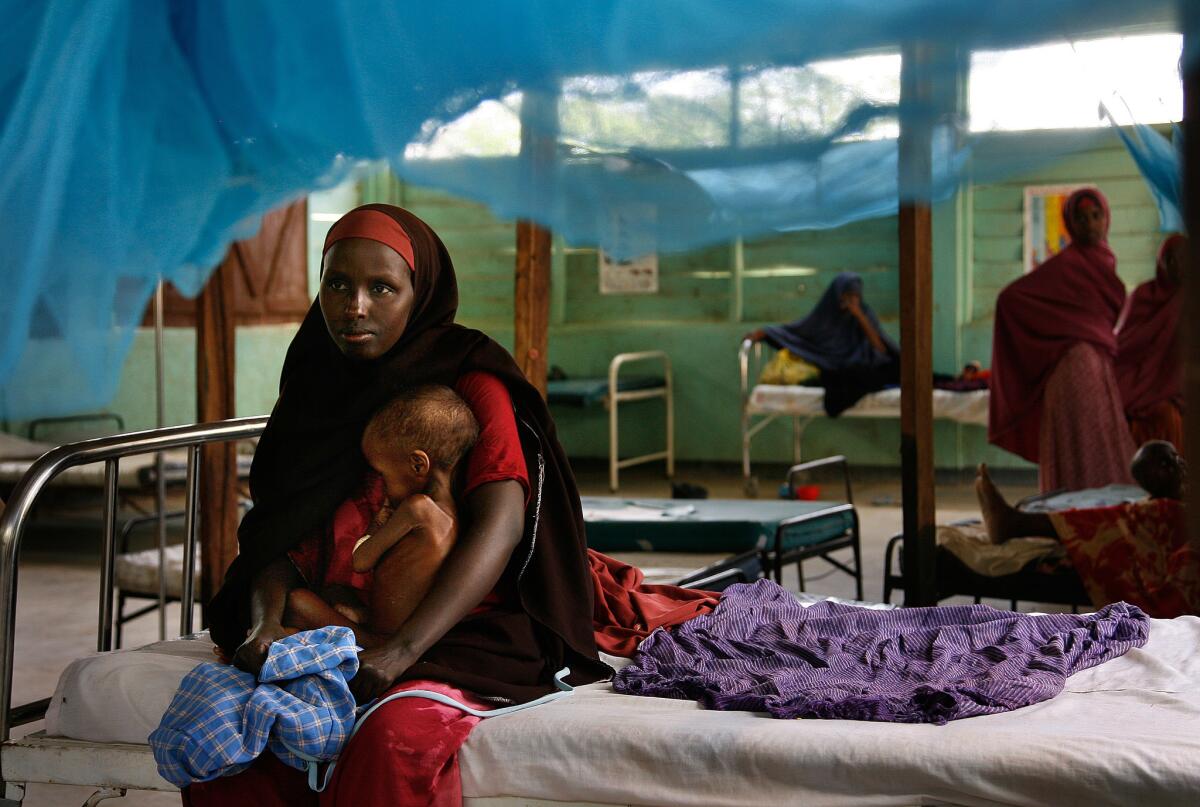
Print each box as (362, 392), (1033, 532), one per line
(582, 455), (862, 598)
(546, 350), (674, 492)
(2, 421), (1199, 807)
(739, 339), (989, 494)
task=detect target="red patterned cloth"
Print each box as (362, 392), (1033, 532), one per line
(1037, 342), (1136, 493)
(1050, 498), (1200, 618)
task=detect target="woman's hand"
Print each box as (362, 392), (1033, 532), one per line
(743, 328), (766, 343)
(351, 641), (417, 703)
(232, 621), (294, 676)
(839, 290), (863, 315)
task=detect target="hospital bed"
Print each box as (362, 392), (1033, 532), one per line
(582, 455), (862, 598)
(546, 350), (674, 492)
(739, 339), (989, 494)
(882, 485), (1145, 609)
(2, 421), (1200, 807)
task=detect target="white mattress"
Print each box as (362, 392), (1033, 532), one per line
(115, 544), (200, 598)
(0, 450), (172, 490)
(748, 385), (990, 426)
(42, 615), (1200, 806)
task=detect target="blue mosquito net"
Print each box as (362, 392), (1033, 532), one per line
(0, 0), (1191, 419)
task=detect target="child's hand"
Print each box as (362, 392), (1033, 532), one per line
(232, 621), (295, 676)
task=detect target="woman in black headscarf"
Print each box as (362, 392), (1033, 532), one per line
(198, 204), (608, 804)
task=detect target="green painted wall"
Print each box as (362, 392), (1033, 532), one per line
(359, 126), (1168, 471)
(15, 128), (1164, 470)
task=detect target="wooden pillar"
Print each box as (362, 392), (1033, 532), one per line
(514, 89), (558, 398)
(196, 253), (238, 614)
(1183, 18), (1200, 547)
(898, 43), (938, 607)
(515, 221), (552, 397)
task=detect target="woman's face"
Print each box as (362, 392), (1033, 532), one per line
(1070, 199), (1107, 246)
(320, 238), (415, 361)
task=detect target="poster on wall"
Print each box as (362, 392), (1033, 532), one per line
(599, 203), (659, 294)
(1023, 183), (1096, 273)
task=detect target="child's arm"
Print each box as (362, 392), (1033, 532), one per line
(353, 495), (453, 572)
(232, 556), (302, 674)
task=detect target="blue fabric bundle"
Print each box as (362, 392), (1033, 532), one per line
(149, 626), (359, 787)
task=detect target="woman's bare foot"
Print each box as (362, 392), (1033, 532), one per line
(975, 463), (1016, 544)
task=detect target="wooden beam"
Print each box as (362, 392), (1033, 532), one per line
(1183, 20), (1200, 549)
(515, 220), (552, 397)
(514, 89), (558, 397)
(898, 43), (938, 607)
(196, 253), (238, 615)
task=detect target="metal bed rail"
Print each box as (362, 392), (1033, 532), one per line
(607, 350), (674, 492)
(739, 338), (812, 496)
(771, 502), (862, 600)
(0, 416), (268, 744)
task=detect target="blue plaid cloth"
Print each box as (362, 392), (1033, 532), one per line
(149, 626), (359, 788)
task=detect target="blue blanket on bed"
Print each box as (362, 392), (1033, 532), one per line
(149, 627), (359, 787)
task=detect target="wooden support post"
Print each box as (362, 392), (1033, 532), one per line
(898, 43), (938, 607)
(195, 254), (238, 614)
(1183, 19), (1200, 549)
(514, 89), (557, 398)
(515, 221), (552, 397)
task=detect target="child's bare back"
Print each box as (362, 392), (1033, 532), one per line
(282, 385), (478, 648)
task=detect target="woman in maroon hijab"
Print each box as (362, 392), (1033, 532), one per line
(988, 188), (1136, 492)
(1116, 234), (1188, 449)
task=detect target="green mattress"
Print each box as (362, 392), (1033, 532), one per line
(581, 497), (854, 553)
(546, 376), (664, 407)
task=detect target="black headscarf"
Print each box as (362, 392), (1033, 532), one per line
(208, 204), (608, 701)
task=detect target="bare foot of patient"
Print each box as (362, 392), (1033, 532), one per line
(975, 463), (1015, 544)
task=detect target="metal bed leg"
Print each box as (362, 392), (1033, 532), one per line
(665, 365), (675, 480)
(609, 381), (619, 493)
(851, 517), (863, 601)
(98, 461), (119, 653)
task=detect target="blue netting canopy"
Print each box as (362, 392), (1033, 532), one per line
(0, 0), (1190, 418)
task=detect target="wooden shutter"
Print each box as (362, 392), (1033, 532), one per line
(149, 199), (311, 326)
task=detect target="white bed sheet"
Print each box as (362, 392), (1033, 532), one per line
(748, 384), (989, 426)
(43, 615), (1200, 806)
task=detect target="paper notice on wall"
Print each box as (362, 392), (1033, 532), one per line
(599, 204), (658, 294)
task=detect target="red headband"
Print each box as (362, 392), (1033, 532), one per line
(322, 209), (416, 271)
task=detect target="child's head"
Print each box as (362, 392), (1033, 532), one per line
(362, 385), (479, 502)
(1130, 440), (1186, 501)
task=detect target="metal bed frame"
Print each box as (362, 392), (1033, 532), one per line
(604, 351), (674, 493)
(739, 338), (812, 496)
(0, 417), (269, 806)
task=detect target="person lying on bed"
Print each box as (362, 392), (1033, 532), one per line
(281, 384), (479, 648)
(974, 441), (1198, 618)
(744, 272), (900, 416)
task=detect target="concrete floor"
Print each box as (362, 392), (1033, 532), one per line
(9, 460), (1041, 806)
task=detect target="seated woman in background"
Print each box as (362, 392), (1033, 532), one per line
(989, 187), (1136, 492)
(1116, 234), (1188, 449)
(745, 271), (899, 416)
(975, 441), (1196, 618)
